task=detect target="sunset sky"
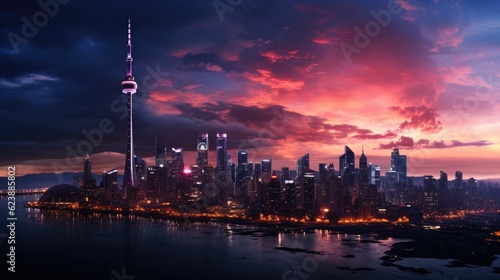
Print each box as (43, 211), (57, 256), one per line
(1, 0), (499, 179)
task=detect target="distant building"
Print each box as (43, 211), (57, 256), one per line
(438, 171), (449, 214)
(339, 146), (355, 177)
(423, 175), (438, 215)
(261, 158), (272, 185)
(303, 169), (315, 219)
(196, 133), (209, 167)
(267, 173), (280, 215)
(102, 169), (119, 201)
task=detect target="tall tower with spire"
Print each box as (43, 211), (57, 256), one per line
(121, 19), (138, 198)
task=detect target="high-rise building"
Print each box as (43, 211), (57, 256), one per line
(83, 154), (93, 189)
(284, 179), (296, 217)
(385, 170), (399, 204)
(237, 150), (248, 165)
(339, 146), (355, 176)
(235, 150), (249, 198)
(82, 154), (99, 204)
(281, 167), (290, 182)
(423, 175), (438, 215)
(197, 133), (209, 167)
(261, 158), (272, 185)
(155, 139), (166, 167)
(450, 171), (465, 211)
(146, 166), (163, 198)
(102, 169), (119, 200)
(438, 171), (449, 214)
(171, 147), (184, 196)
(390, 148), (407, 183)
(135, 155), (146, 199)
(280, 167), (290, 200)
(216, 130), (228, 172)
(455, 171), (463, 188)
(303, 169), (316, 219)
(359, 148), (368, 198)
(267, 173), (280, 215)
(121, 19), (139, 198)
(390, 148), (399, 171)
(317, 163), (328, 205)
(368, 163), (381, 190)
(297, 153), (309, 178)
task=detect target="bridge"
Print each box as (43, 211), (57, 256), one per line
(0, 188), (48, 196)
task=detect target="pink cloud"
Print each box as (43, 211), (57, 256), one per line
(390, 106), (442, 133)
(205, 63), (223, 73)
(378, 136), (493, 150)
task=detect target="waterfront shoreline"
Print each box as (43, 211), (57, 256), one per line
(24, 203), (500, 268)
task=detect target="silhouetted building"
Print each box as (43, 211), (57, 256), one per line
(83, 154), (93, 189)
(359, 148), (368, 198)
(155, 139), (167, 167)
(303, 169), (315, 219)
(297, 153), (309, 178)
(197, 133), (209, 167)
(135, 155), (146, 198)
(423, 175), (438, 215)
(284, 179), (296, 217)
(261, 158), (272, 185)
(171, 147), (184, 200)
(216, 130), (228, 172)
(368, 163), (381, 190)
(102, 169), (119, 201)
(438, 171), (449, 214)
(339, 146), (355, 177)
(267, 173), (280, 215)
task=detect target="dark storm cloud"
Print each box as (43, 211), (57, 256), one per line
(0, 0), (222, 165)
(140, 101), (398, 153)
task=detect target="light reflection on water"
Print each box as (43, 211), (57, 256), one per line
(0, 194), (498, 280)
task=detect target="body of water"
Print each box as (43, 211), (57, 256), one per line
(0, 194), (498, 279)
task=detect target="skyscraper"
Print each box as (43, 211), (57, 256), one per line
(297, 153), (309, 178)
(83, 154), (93, 189)
(235, 150), (249, 198)
(339, 146), (354, 176)
(303, 169), (315, 219)
(390, 148), (407, 183)
(82, 154), (97, 203)
(267, 173), (280, 215)
(171, 148), (184, 183)
(261, 158), (272, 185)
(216, 130), (228, 172)
(423, 175), (438, 215)
(359, 148), (368, 198)
(197, 133), (209, 167)
(102, 169), (118, 200)
(368, 163), (381, 189)
(155, 138), (166, 167)
(121, 19), (138, 197)
(438, 171), (449, 214)
(237, 150), (248, 166)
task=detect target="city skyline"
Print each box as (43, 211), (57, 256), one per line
(1, 0), (500, 179)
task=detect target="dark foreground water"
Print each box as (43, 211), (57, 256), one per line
(0, 194), (499, 280)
